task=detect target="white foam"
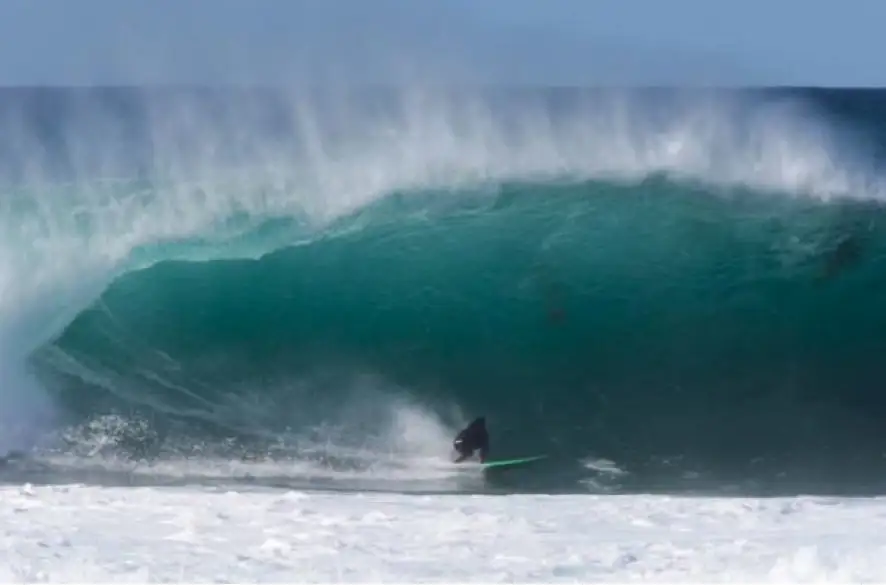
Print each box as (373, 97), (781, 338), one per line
(31, 380), (474, 490)
(1, 484), (884, 582)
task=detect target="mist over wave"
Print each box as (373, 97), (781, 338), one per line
(2, 86), (886, 495)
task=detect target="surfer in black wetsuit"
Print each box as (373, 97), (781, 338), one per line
(453, 416), (489, 463)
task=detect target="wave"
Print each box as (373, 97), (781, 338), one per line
(2, 86), (886, 495)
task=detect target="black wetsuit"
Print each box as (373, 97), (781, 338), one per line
(453, 416), (489, 463)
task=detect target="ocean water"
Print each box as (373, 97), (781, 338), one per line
(2, 86), (886, 497)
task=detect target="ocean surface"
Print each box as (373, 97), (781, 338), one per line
(2, 86), (886, 496)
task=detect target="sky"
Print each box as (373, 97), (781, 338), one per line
(0, 0), (882, 86)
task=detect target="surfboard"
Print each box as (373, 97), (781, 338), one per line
(481, 455), (547, 469)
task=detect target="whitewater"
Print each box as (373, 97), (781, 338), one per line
(3, 85), (886, 581)
(5, 485), (886, 582)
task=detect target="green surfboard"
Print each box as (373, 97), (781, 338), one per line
(481, 455), (547, 469)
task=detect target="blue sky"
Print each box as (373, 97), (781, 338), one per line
(0, 0), (882, 86)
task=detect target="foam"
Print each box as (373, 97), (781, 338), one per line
(2, 483), (884, 581)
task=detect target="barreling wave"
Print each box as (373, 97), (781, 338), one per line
(2, 86), (886, 495)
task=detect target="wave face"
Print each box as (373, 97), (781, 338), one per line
(4, 86), (886, 495)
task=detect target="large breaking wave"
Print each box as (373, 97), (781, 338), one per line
(2, 86), (886, 495)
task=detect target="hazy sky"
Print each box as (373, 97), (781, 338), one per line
(0, 0), (881, 86)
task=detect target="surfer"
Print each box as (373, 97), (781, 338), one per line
(453, 416), (489, 463)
